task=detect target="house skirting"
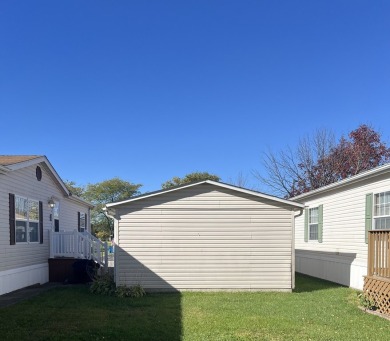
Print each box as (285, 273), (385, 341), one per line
(296, 250), (366, 290)
(0, 263), (49, 296)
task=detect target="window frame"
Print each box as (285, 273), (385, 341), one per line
(373, 190), (390, 230)
(15, 195), (40, 244)
(53, 200), (60, 232)
(79, 212), (87, 233)
(308, 206), (319, 241)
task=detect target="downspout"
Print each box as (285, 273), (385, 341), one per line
(292, 207), (304, 290)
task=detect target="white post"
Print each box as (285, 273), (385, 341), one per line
(73, 229), (78, 258)
(49, 230), (54, 258)
(85, 238), (89, 259)
(104, 241), (108, 271)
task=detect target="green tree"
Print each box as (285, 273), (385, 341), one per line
(162, 172), (220, 189)
(64, 180), (85, 197)
(66, 177), (141, 238)
(83, 177), (142, 238)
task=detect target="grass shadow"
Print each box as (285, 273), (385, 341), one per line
(294, 273), (346, 293)
(114, 246), (182, 340)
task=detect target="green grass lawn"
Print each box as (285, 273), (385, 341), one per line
(0, 274), (389, 341)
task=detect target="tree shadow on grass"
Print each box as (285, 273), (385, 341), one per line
(294, 273), (347, 293)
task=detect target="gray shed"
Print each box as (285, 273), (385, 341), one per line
(106, 181), (303, 292)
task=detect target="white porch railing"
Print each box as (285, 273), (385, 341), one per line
(49, 229), (108, 270)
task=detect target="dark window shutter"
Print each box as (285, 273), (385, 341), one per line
(318, 204), (323, 243)
(304, 207), (308, 242)
(365, 193), (373, 244)
(9, 193), (15, 245)
(39, 201), (43, 244)
(77, 212), (80, 232)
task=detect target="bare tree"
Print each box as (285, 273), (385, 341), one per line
(256, 125), (390, 198)
(254, 129), (336, 198)
(227, 171), (250, 189)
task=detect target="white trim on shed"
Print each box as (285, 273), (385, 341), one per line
(107, 180), (304, 209)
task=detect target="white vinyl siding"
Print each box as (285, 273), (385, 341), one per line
(295, 172), (390, 290)
(115, 183), (295, 292)
(0, 164), (90, 274)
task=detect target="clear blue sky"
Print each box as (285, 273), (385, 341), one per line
(1, 1), (390, 193)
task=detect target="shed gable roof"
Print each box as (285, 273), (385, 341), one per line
(106, 180), (304, 209)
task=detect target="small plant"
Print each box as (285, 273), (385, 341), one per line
(90, 274), (146, 298)
(116, 284), (146, 298)
(358, 293), (378, 311)
(130, 284), (146, 298)
(89, 273), (116, 296)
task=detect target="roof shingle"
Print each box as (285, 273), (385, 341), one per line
(0, 155), (42, 166)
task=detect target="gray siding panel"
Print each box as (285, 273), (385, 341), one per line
(117, 184), (294, 291)
(0, 164), (90, 273)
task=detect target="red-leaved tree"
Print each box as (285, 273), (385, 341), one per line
(314, 125), (390, 183)
(258, 125), (390, 198)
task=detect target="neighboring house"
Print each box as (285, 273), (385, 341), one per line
(0, 155), (105, 295)
(293, 163), (390, 290)
(106, 181), (303, 292)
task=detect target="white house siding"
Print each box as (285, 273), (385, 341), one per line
(295, 172), (390, 290)
(0, 163), (90, 295)
(115, 184), (295, 292)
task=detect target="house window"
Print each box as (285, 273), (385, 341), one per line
(53, 200), (60, 232)
(374, 191), (390, 230)
(15, 196), (39, 243)
(309, 207), (319, 240)
(79, 212), (86, 232)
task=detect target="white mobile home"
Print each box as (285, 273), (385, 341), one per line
(0, 155), (105, 295)
(293, 163), (390, 290)
(106, 181), (303, 292)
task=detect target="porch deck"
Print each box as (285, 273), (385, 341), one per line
(49, 230), (108, 270)
(363, 230), (390, 315)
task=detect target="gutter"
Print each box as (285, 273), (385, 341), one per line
(103, 207), (116, 219)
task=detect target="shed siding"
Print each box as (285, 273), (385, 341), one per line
(295, 172), (390, 290)
(0, 164), (89, 274)
(117, 184), (294, 291)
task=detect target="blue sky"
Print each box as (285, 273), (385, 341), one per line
(1, 1), (390, 193)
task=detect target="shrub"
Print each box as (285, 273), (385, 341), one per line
(89, 273), (116, 296)
(116, 284), (146, 298)
(358, 293), (378, 311)
(90, 273), (146, 298)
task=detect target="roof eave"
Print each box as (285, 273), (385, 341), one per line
(106, 180), (304, 209)
(292, 163), (390, 201)
(69, 195), (94, 209)
(4, 155), (70, 196)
